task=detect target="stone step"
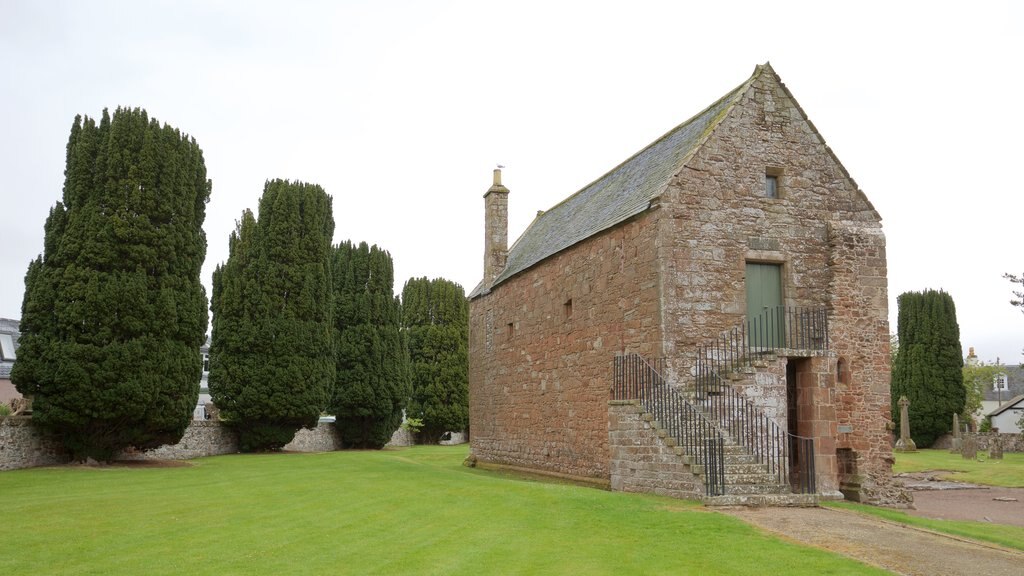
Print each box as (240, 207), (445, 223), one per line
(703, 493), (818, 507)
(721, 483), (792, 496)
(723, 472), (786, 486)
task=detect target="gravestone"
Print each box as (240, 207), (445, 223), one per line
(894, 396), (917, 452)
(949, 413), (962, 453)
(961, 434), (978, 460)
(989, 435), (1003, 460)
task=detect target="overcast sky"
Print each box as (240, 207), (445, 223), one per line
(1, 1), (1022, 364)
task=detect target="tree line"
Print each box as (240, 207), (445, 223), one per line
(12, 108), (468, 460)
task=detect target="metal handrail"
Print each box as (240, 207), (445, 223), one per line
(612, 354), (726, 496)
(692, 306), (826, 494)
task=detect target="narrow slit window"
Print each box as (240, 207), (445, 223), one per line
(765, 174), (778, 198)
(507, 322), (514, 338)
(564, 298), (573, 319)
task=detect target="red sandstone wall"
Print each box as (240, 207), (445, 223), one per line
(470, 69), (894, 497)
(469, 215), (663, 480)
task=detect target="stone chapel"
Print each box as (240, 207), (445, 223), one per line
(468, 64), (906, 506)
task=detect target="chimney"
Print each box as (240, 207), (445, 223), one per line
(483, 168), (509, 288)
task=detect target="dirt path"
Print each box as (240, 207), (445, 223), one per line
(721, 506), (1023, 576)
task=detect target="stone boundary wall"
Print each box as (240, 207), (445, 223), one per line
(931, 432), (1024, 453)
(284, 424), (342, 452)
(386, 426), (414, 447)
(0, 416), (71, 470)
(608, 400), (702, 500)
(117, 420), (239, 461)
(1, 418), (344, 471)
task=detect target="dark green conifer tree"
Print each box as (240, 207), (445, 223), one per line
(209, 180), (335, 451)
(330, 241), (410, 448)
(13, 108), (210, 460)
(402, 277), (469, 442)
(891, 289), (965, 447)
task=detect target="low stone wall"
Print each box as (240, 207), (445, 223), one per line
(386, 426), (414, 448)
(284, 424), (342, 452)
(118, 420), (239, 461)
(932, 432), (1024, 453)
(0, 416), (71, 470)
(608, 400), (702, 500)
(1, 418), (345, 471)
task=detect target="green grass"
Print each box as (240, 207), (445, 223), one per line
(894, 449), (1024, 487)
(825, 501), (1024, 552)
(0, 446), (888, 575)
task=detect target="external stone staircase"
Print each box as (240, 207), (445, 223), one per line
(641, 401), (818, 507)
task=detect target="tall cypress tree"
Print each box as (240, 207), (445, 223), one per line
(209, 180), (335, 452)
(330, 241), (409, 448)
(891, 289), (965, 447)
(402, 277), (468, 442)
(12, 108), (210, 460)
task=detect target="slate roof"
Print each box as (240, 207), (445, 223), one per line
(987, 394), (1024, 417)
(471, 66), (766, 298)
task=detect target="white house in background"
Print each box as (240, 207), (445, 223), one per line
(987, 395), (1024, 434)
(2, 316), (212, 419)
(0, 318), (22, 405)
(194, 338), (212, 419)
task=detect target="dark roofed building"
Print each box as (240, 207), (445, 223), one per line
(469, 64), (903, 506)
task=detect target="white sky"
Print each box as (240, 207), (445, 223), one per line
(1, 0), (1022, 364)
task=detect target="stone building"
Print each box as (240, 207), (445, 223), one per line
(0, 318), (22, 405)
(468, 64), (902, 505)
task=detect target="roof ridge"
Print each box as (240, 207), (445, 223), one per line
(539, 66), (763, 216)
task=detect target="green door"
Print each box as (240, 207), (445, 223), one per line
(746, 263), (784, 349)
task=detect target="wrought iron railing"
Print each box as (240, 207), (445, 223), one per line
(692, 306), (826, 494)
(696, 306), (829, 377)
(612, 354), (726, 496)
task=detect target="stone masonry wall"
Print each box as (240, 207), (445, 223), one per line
(1, 418), (343, 470)
(0, 416), (71, 470)
(469, 214), (664, 482)
(608, 400), (702, 500)
(654, 69), (895, 501)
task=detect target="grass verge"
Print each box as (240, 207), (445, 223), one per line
(894, 449), (1024, 487)
(824, 501), (1024, 552)
(0, 445), (888, 575)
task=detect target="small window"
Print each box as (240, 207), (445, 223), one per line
(994, 373), (1008, 391)
(564, 299), (573, 319)
(507, 322), (514, 338)
(0, 333), (15, 360)
(836, 358), (850, 386)
(202, 353), (210, 374)
(765, 168), (783, 198)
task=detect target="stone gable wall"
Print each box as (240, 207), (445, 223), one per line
(653, 71), (893, 501)
(469, 214), (664, 481)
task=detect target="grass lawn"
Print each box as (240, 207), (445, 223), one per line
(821, 447), (1024, 551)
(825, 501), (1024, 552)
(0, 445), (888, 575)
(892, 448), (1024, 487)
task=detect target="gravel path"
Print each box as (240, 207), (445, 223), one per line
(721, 506), (1024, 576)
